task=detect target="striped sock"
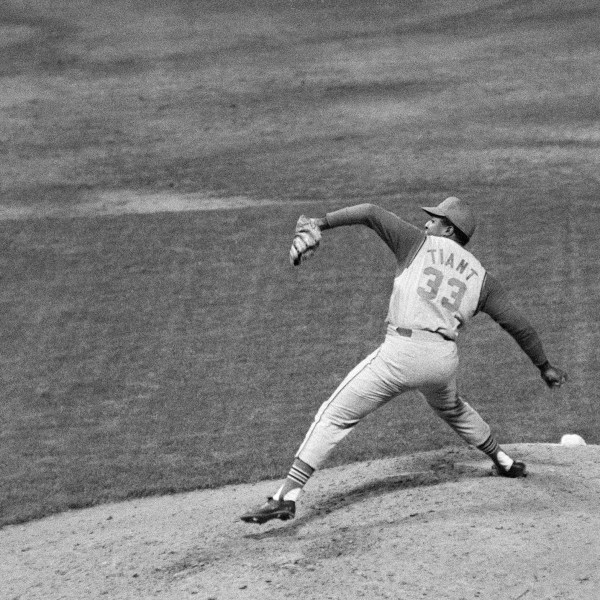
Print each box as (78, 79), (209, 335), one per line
(287, 463), (313, 487)
(273, 460), (314, 501)
(477, 435), (514, 470)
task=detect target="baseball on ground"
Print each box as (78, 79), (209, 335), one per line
(560, 434), (586, 446)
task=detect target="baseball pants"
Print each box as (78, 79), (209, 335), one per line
(296, 326), (491, 470)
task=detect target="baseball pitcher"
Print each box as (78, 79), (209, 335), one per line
(241, 197), (567, 524)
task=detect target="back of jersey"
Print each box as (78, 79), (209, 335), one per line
(386, 235), (486, 340)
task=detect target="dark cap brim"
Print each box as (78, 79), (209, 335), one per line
(421, 206), (446, 217)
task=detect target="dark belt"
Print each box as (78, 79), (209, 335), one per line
(395, 326), (452, 341)
(396, 327), (414, 337)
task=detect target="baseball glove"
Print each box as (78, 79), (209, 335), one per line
(289, 215), (322, 266)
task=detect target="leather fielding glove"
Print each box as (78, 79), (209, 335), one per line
(539, 362), (568, 388)
(289, 215), (322, 266)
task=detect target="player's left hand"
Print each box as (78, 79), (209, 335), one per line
(540, 364), (568, 388)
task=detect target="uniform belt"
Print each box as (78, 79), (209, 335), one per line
(394, 326), (451, 342)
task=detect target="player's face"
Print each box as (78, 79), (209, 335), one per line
(424, 216), (451, 237)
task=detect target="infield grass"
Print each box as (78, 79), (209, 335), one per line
(1, 0), (599, 527)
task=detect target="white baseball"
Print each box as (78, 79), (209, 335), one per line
(560, 434), (586, 446)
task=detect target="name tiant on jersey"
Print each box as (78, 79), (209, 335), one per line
(426, 248), (480, 281)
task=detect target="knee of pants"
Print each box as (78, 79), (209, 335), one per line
(421, 386), (459, 412)
(296, 415), (359, 470)
(429, 397), (491, 444)
(434, 399), (466, 419)
(322, 404), (361, 430)
(425, 393), (471, 422)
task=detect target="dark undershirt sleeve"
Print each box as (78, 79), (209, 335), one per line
(478, 273), (548, 368)
(325, 203), (425, 263)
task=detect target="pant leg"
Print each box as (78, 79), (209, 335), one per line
(296, 345), (406, 469)
(419, 378), (491, 447)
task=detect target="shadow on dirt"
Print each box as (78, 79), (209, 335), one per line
(243, 459), (490, 540)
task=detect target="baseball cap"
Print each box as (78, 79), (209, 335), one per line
(421, 196), (476, 240)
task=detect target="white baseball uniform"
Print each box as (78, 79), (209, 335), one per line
(296, 204), (548, 470)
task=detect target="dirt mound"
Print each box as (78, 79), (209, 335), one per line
(2, 443), (599, 599)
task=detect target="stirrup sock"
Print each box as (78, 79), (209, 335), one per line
(478, 435), (514, 470)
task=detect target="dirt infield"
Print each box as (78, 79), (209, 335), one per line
(3, 443), (598, 600)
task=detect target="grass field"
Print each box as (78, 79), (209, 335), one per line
(1, 0), (599, 528)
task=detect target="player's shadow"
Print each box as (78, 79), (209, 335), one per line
(243, 460), (489, 540)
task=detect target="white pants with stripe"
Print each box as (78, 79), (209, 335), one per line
(296, 327), (491, 470)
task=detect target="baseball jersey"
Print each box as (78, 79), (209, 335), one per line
(325, 204), (548, 366)
(388, 234), (485, 340)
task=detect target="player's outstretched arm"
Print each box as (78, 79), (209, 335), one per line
(479, 274), (568, 389)
(289, 204), (425, 268)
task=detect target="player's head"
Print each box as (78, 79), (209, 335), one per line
(421, 196), (475, 246)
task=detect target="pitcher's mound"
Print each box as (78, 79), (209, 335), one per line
(2, 443), (599, 599)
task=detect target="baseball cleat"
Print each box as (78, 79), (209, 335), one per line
(495, 461), (527, 478)
(240, 497), (296, 524)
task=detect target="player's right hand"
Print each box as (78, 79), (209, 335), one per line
(540, 364), (568, 388)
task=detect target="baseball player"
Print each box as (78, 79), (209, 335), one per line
(241, 197), (567, 524)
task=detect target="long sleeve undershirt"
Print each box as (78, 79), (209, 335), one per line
(324, 203), (548, 368)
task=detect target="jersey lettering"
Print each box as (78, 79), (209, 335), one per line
(426, 248), (480, 281)
(456, 259), (468, 274)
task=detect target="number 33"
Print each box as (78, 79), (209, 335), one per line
(417, 267), (467, 312)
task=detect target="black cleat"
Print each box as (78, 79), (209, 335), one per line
(495, 461), (527, 478)
(240, 497), (296, 524)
